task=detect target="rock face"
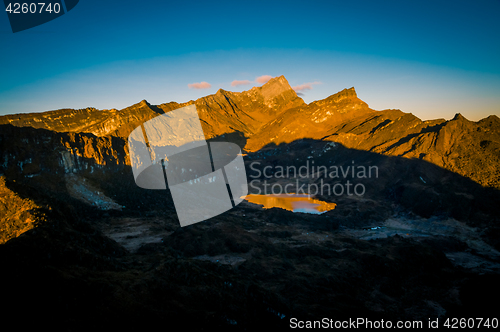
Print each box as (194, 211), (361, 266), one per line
(0, 125), (129, 177)
(317, 111), (500, 189)
(0, 176), (44, 244)
(161, 75), (306, 139)
(245, 86), (374, 151)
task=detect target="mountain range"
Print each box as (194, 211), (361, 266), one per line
(1, 75), (499, 330)
(1, 75), (499, 189)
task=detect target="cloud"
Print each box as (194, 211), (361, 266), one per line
(188, 81), (211, 89)
(255, 75), (273, 84)
(231, 80), (252, 87)
(292, 81), (322, 92)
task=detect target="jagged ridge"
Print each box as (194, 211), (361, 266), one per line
(0, 76), (499, 190)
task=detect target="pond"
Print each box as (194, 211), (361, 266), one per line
(244, 194), (336, 214)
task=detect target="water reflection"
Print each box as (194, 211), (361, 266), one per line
(244, 194), (336, 214)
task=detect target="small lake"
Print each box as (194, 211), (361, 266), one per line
(244, 194), (336, 214)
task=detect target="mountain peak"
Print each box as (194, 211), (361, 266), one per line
(325, 87), (358, 103)
(258, 75), (295, 101)
(262, 75), (290, 88)
(272, 75), (288, 84)
(340, 87), (357, 96)
(216, 88), (228, 96)
(133, 99), (152, 108)
(452, 113), (468, 121)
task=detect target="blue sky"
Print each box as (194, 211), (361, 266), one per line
(1, 0), (499, 121)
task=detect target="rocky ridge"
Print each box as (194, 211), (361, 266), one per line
(1, 76), (498, 190)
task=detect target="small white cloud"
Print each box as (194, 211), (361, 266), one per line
(188, 82), (212, 89)
(292, 81), (322, 92)
(231, 80), (251, 87)
(256, 75), (273, 84)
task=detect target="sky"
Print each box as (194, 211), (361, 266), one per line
(0, 0), (499, 121)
